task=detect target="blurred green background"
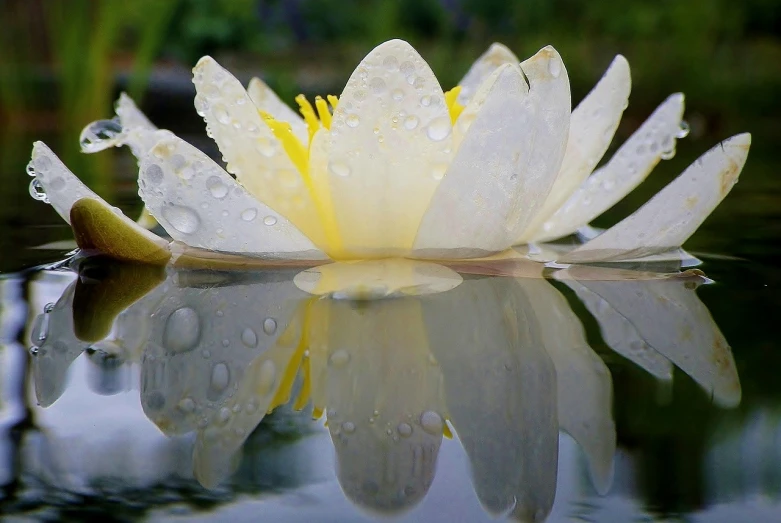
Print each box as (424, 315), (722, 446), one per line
(1, 0), (780, 271)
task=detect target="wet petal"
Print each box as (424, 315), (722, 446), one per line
(192, 56), (326, 245)
(247, 76), (308, 144)
(327, 39), (454, 256)
(508, 46), (571, 242)
(537, 94), (686, 242)
(524, 279), (615, 494)
(422, 277), (558, 520)
(30, 142), (170, 264)
(456, 42), (520, 105)
(560, 133), (751, 263)
(413, 65), (531, 256)
(522, 56), (631, 239)
(565, 276), (741, 407)
(136, 130), (325, 258)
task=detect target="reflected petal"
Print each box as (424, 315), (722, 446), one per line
(560, 133), (751, 263)
(422, 276), (558, 520)
(317, 297), (446, 516)
(564, 273), (741, 407)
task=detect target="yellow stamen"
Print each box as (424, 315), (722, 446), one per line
(327, 95), (339, 110)
(444, 85), (465, 123)
(259, 111), (309, 176)
(314, 96), (332, 129)
(295, 94), (320, 143)
(312, 406), (324, 420)
(443, 419), (454, 439)
(267, 300), (313, 414)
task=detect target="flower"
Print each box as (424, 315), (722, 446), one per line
(28, 40), (751, 265)
(29, 258), (740, 519)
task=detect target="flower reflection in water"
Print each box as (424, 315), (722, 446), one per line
(25, 257), (739, 521)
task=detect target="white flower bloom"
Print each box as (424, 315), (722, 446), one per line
(28, 39), (751, 265)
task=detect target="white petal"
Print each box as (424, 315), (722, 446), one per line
(136, 130), (325, 258)
(508, 46), (571, 241)
(566, 276), (741, 407)
(326, 39), (454, 256)
(521, 56), (631, 240)
(192, 56), (326, 245)
(413, 64), (531, 256)
(565, 280), (674, 380)
(116, 92), (155, 131)
(457, 42), (520, 105)
(422, 277), (558, 519)
(30, 142), (163, 248)
(537, 94), (686, 242)
(561, 133), (751, 263)
(524, 279), (615, 494)
(247, 76), (309, 144)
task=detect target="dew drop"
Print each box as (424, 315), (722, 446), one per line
(262, 214), (276, 226)
(49, 177), (65, 191)
(369, 77), (387, 94)
(420, 411), (443, 435)
(194, 94), (209, 116)
(383, 55), (399, 72)
(677, 120), (691, 139)
(206, 176), (229, 198)
(79, 118), (123, 153)
(399, 61), (415, 77)
(29, 179), (48, 203)
(329, 160), (351, 177)
(329, 349), (350, 368)
(420, 95), (431, 107)
(660, 149), (676, 160)
(213, 103), (231, 124)
(548, 58), (562, 78)
(146, 164), (164, 185)
(342, 421), (356, 434)
(257, 137), (276, 157)
(391, 89), (404, 101)
(262, 317), (277, 335)
(413, 76), (425, 89)
(403, 115), (419, 130)
(26, 161), (36, 177)
(346, 114), (360, 128)
(426, 117), (451, 141)
(163, 307), (201, 353)
(210, 363), (230, 392)
(257, 360), (277, 395)
(34, 156), (52, 173)
(240, 208), (257, 222)
(397, 422), (413, 438)
(161, 205), (200, 234)
(178, 397), (195, 413)
(218, 407), (232, 425)
(241, 328), (258, 348)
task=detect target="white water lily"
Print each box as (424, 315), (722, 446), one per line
(28, 39), (750, 265)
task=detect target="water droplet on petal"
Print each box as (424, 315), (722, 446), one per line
(329, 160), (351, 177)
(257, 138), (276, 157)
(206, 176), (229, 198)
(397, 423), (413, 437)
(420, 411), (443, 435)
(346, 114), (360, 128)
(369, 77), (386, 95)
(178, 397), (195, 412)
(383, 55), (399, 72)
(601, 179), (615, 190)
(240, 208), (257, 222)
(49, 177), (65, 191)
(400, 61), (415, 77)
(34, 156), (52, 173)
(404, 115), (419, 130)
(262, 215), (276, 226)
(80, 118), (124, 153)
(146, 164), (164, 185)
(677, 120), (691, 139)
(213, 103), (231, 125)
(262, 317), (277, 335)
(342, 421), (356, 434)
(241, 328), (258, 348)
(210, 363), (230, 392)
(257, 360), (276, 395)
(329, 349), (350, 368)
(218, 407), (232, 425)
(426, 117), (451, 141)
(548, 58), (562, 78)
(26, 161), (36, 177)
(391, 89), (404, 101)
(420, 95), (431, 107)
(29, 179), (49, 203)
(162, 205), (200, 234)
(163, 307), (201, 353)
